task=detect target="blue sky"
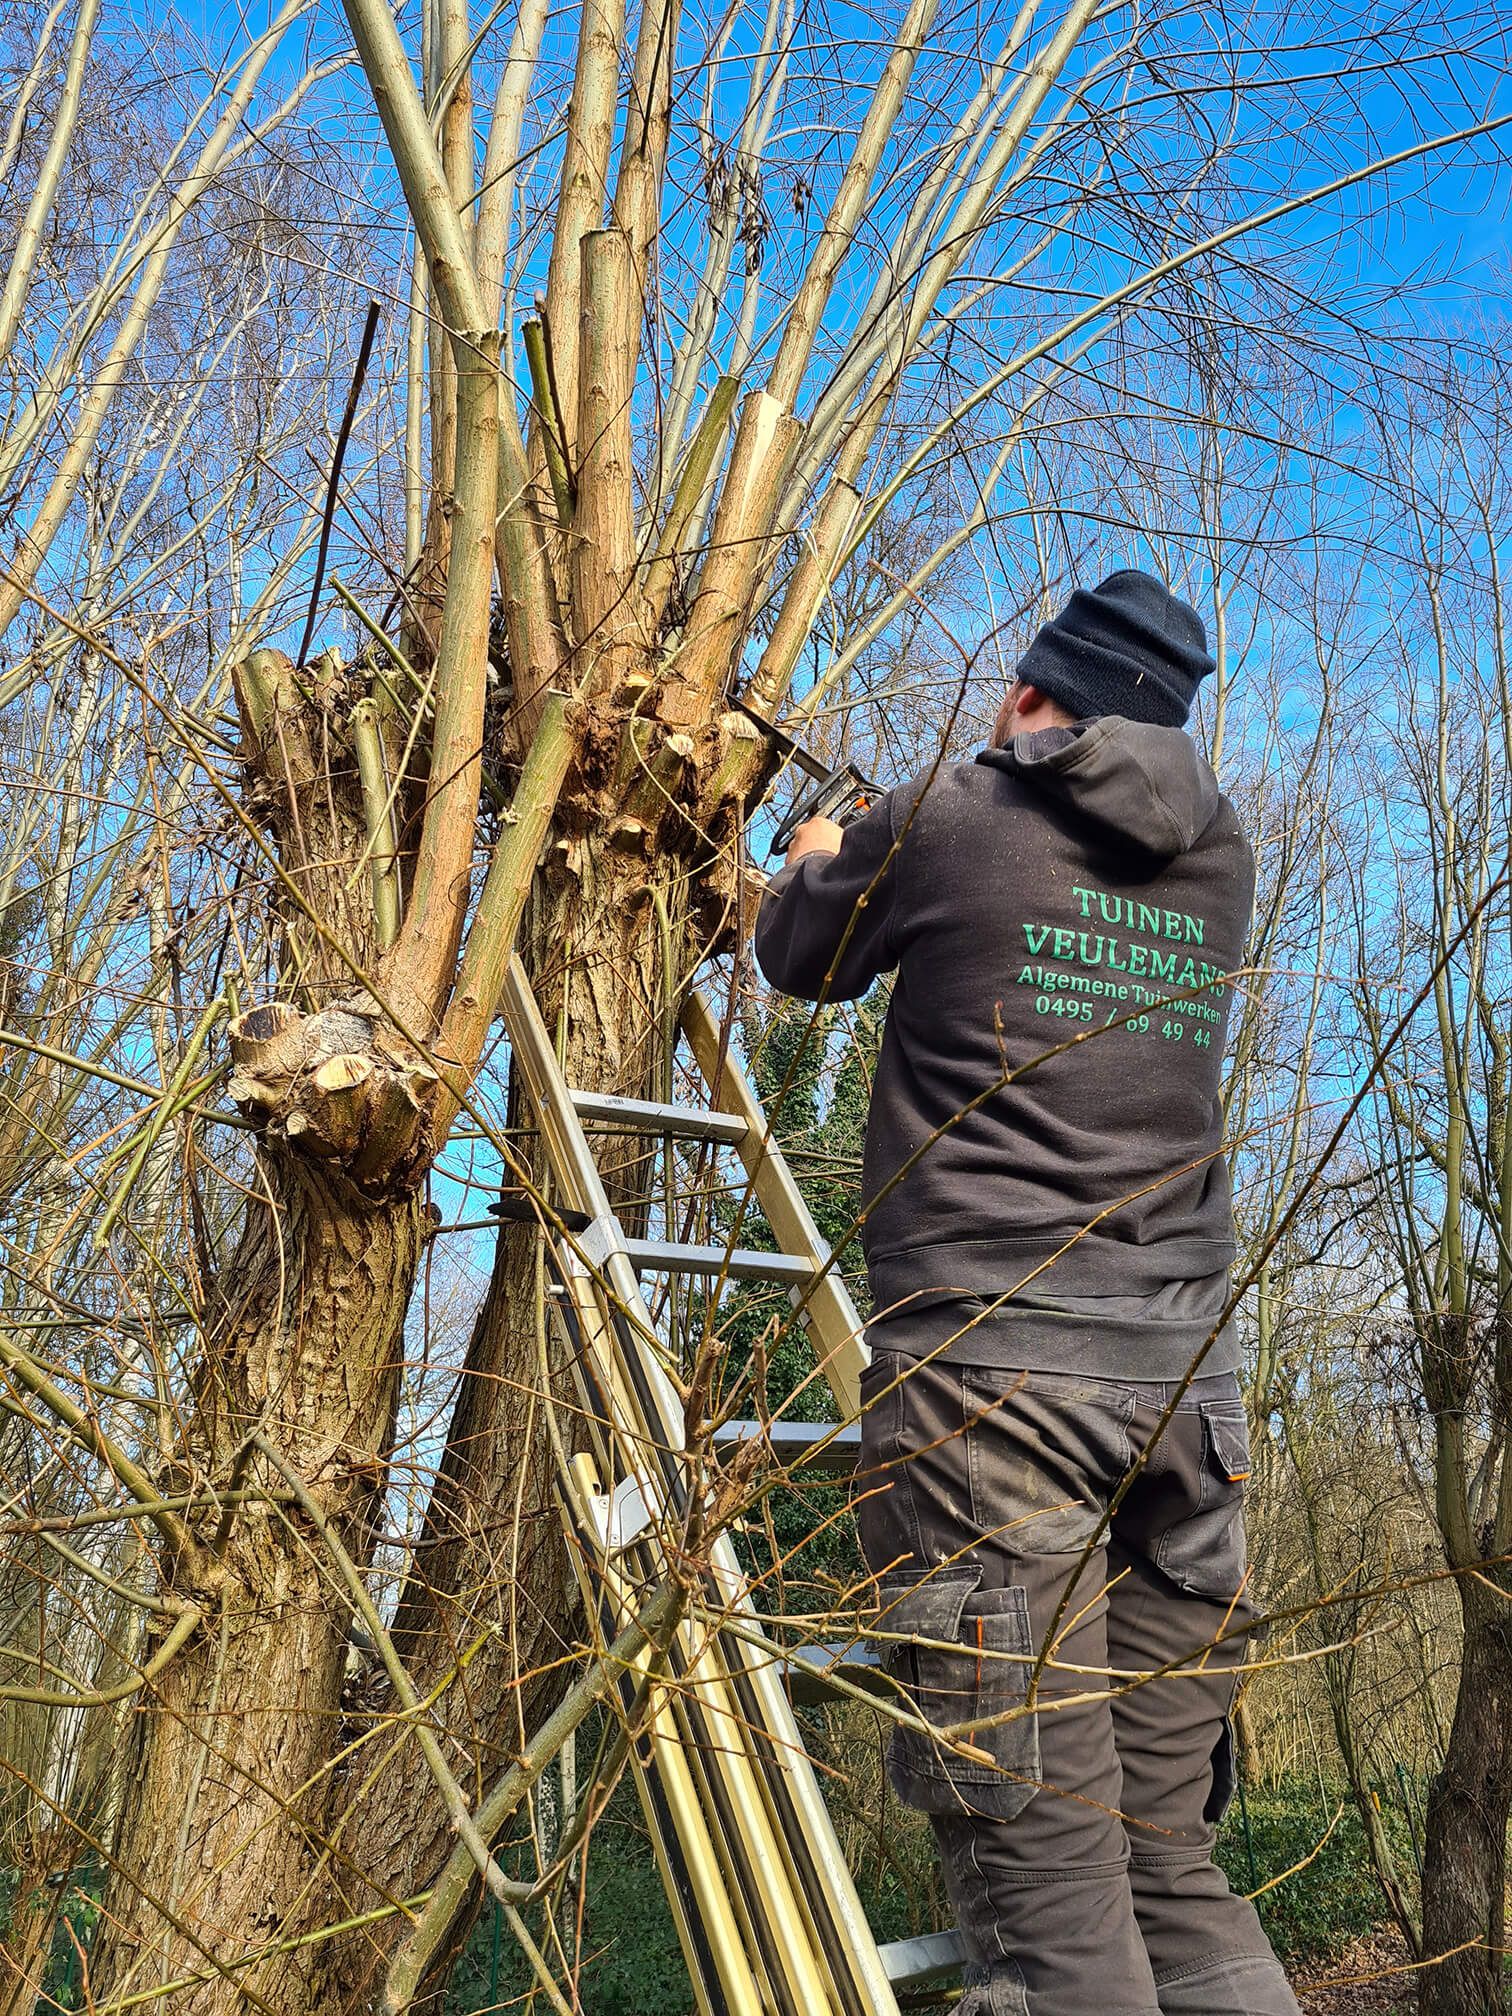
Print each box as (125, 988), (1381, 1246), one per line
(162, 0), (1510, 324)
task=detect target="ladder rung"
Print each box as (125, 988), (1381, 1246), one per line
(877, 1929), (966, 1990)
(487, 1208), (817, 1288)
(568, 1089), (749, 1144)
(624, 1239), (815, 1286)
(711, 1418), (861, 1476)
(783, 1640), (883, 1706)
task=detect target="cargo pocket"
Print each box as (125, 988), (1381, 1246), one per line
(877, 1564), (1040, 1820)
(1205, 1403), (1252, 1487)
(1202, 1713), (1237, 1825)
(1154, 1402), (1252, 1607)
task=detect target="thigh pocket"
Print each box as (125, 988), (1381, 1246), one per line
(1202, 1713), (1238, 1826)
(877, 1564), (1040, 1820)
(1154, 1402), (1252, 1608)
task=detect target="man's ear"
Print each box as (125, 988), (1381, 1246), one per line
(992, 679), (1025, 745)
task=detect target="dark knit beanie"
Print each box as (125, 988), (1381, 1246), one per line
(1012, 568), (1214, 726)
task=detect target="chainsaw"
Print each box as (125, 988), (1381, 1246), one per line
(735, 698), (884, 857)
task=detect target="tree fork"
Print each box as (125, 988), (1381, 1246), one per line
(327, 842), (696, 2010)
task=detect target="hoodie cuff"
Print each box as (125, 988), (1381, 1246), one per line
(762, 860), (806, 902)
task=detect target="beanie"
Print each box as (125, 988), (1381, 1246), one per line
(1011, 569), (1214, 726)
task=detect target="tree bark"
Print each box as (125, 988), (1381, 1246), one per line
(1419, 1580), (1512, 2016)
(91, 1162), (424, 2016)
(327, 838), (688, 2013)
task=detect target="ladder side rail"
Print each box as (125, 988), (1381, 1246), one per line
(532, 1120), (846, 2016)
(556, 1311), (769, 2016)
(498, 961), (609, 1219)
(580, 1271), (901, 2016)
(561, 1235), (899, 2016)
(709, 1613), (887, 2016)
(563, 1315), (830, 2016)
(500, 978), (783, 2010)
(561, 1254), (685, 1530)
(657, 1604), (835, 2016)
(704, 1542), (903, 2016)
(680, 991), (867, 1420)
(501, 958), (692, 1472)
(558, 1453), (747, 2016)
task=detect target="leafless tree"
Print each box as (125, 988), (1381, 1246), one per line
(1348, 353), (1512, 2016)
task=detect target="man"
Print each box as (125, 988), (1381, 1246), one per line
(754, 570), (1298, 2016)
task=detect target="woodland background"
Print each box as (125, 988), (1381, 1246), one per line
(1, 0), (1512, 2011)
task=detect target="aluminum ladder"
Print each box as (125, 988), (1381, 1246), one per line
(498, 956), (963, 2016)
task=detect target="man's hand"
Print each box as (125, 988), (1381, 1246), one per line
(785, 815), (844, 867)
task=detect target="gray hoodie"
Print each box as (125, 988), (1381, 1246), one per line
(754, 719), (1256, 1324)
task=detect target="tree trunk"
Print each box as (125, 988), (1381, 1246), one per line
(1231, 1685), (1264, 1787)
(327, 840), (687, 2013)
(91, 1164), (424, 2016)
(1418, 1581), (1512, 2016)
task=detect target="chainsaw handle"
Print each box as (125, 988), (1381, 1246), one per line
(769, 767), (878, 856)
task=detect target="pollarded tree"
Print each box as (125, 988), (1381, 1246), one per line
(81, 2), (1245, 2003)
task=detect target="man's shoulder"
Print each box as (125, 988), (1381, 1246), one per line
(889, 752), (1012, 828)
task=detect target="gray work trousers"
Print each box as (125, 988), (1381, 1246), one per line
(858, 1354), (1301, 2016)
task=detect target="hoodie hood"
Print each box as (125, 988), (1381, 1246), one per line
(978, 716), (1220, 865)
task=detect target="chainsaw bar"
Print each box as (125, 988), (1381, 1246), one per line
(733, 698), (883, 856)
